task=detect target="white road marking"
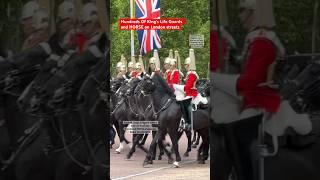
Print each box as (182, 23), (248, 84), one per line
(111, 160), (197, 180)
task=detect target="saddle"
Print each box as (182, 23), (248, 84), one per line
(263, 101), (315, 154)
(173, 84), (208, 110)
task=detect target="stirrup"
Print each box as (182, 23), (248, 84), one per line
(183, 123), (191, 131)
(178, 119), (185, 131)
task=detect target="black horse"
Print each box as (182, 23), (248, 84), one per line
(140, 73), (210, 167)
(0, 44), (55, 180)
(124, 77), (171, 161)
(22, 42), (106, 180)
(75, 56), (109, 180)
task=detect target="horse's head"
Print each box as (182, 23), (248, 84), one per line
(24, 84), (49, 114)
(140, 75), (156, 95)
(17, 63), (56, 112)
(47, 81), (73, 109)
(197, 79), (210, 97)
(111, 78), (123, 93)
(125, 78), (141, 96)
(3, 64), (41, 97)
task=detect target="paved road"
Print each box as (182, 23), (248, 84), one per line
(110, 129), (210, 180)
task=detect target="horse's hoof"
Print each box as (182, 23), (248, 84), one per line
(192, 144), (197, 148)
(168, 159), (174, 164)
(115, 151), (120, 154)
(183, 152), (189, 157)
(152, 157), (156, 160)
(143, 161), (152, 168)
(115, 147), (122, 153)
(158, 156), (162, 160)
(173, 161), (180, 168)
(198, 159), (205, 164)
(126, 155), (132, 160)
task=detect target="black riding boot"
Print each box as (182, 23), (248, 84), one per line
(179, 98), (192, 130)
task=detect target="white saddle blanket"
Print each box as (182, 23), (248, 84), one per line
(265, 100), (312, 137)
(173, 84), (208, 106)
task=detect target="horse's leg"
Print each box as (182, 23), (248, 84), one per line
(115, 120), (127, 153)
(192, 132), (198, 148)
(168, 130), (181, 167)
(202, 130), (210, 161)
(198, 129), (209, 164)
(139, 133), (148, 146)
(156, 132), (173, 164)
(197, 142), (205, 164)
(195, 132), (201, 145)
(143, 131), (160, 167)
(192, 131), (197, 143)
(126, 134), (141, 160)
(184, 130), (192, 157)
(151, 131), (157, 160)
(110, 125), (116, 148)
(136, 133), (148, 154)
(158, 135), (166, 160)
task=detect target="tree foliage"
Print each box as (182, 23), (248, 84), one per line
(111, 0), (210, 78)
(226, 0), (320, 55)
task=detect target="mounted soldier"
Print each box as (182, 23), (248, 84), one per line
(168, 58), (180, 89)
(210, 2), (237, 73)
(163, 49), (174, 84)
(131, 55), (145, 79)
(163, 57), (172, 84)
(55, 1), (87, 54)
(20, 1), (40, 50)
(22, 8), (50, 51)
(148, 49), (161, 75)
(80, 2), (105, 50)
(128, 61), (135, 77)
(173, 49), (208, 130)
(174, 50), (184, 83)
(132, 62), (143, 79)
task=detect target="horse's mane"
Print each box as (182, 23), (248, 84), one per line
(152, 73), (174, 97)
(129, 78), (140, 90)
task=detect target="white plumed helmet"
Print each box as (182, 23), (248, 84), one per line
(32, 9), (49, 30)
(21, 1), (39, 21)
(116, 61), (124, 68)
(81, 2), (98, 24)
(128, 61), (134, 68)
(240, 0), (275, 28)
(135, 62), (142, 69)
(57, 1), (76, 22)
(164, 57), (171, 64)
(153, 49), (161, 70)
(185, 49), (196, 70)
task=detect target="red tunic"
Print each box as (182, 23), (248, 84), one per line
(184, 71), (198, 97)
(131, 71), (140, 78)
(73, 33), (88, 54)
(210, 30), (227, 72)
(165, 69), (172, 84)
(169, 69), (180, 88)
(236, 37), (281, 113)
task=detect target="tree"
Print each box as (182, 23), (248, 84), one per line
(110, 0), (210, 78)
(226, 0), (319, 55)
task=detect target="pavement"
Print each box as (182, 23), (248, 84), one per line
(110, 129), (210, 180)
